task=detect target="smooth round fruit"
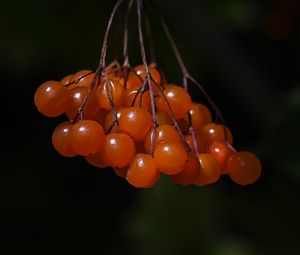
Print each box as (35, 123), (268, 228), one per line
(69, 120), (105, 156)
(68, 70), (95, 89)
(126, 65), (161, 92)
(85, 151), (108, 168)
(170, 153), (200, 185)
(127, 153), (160, 188)
(60, 74), (73, 86)
(226, 151), (262, 185)
(201, 123), (233, 148)
(113, 167), (128, 179)
(194, 153), (221, 187)
(126, 86), (151, 109)
(52, 121), (76, 157)
(65, 86), (100, 121)
(184, 135), (205, 153)
(157, 84), (192, 119)
(208, 142), (236, 173)
(154, 141), (188, 175)
(118, 107), (153, 141)
(185, 103), (212, 133)
(97, 79), (126, 111)
(34, 80), (69, 117)
(102, 133), (136, 168)
(156, 112), (173, 126)
(144, 125), (181, 154)
(104, 108), (125, 133)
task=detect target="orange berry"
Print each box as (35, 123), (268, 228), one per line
(34, 80), (69, 117)
(201, 123), (233, 148)
(156, 112), (173, 126)
(154, 141), (188, 175)
(226, 151), (262, 185)
(113, 167), (128, 179)
(194, 153), (221, 187)
(118, 107), (153, 141)
(208, 142), (235, 173)
(104, 108), (125, 133)
(60, 74), (73, 86)
(85, 151), (109, 168)
(65, 86), (100, 122)
(126, 65), (161, 92)
(127, 153), (160, 188)
(170, 153), (200, 185)
(144, 124), (181, 154)
(101, 133), (136, 168)
(185, 103), (212, 133)
(184, 135), (205, 153)
(97, 79), (126, 111)
(52, 121), (76, 157)
(69, 120), (105, 156)
(68, 70), (95, 90)
(157, 84), (192, 119)
(126, 86), (151, 109)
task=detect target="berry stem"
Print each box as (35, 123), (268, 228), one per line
(136, 0), (158, 156)
(123, 0), (133, 66)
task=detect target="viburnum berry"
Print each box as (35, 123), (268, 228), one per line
(156, 112), (173, 126)
(208, 142), (236, 173)
(154, 141), (188, 175)
(118, 106), (153, 141)
(34, 80), (69, 117)
(194, 153), (221, 187)
(52, 121), (76, 157)
(113, 167), (128, 179)
(225, 151), (262, 185)
(69, 120), (105, 156)
(157, 84), (192, 119)
(97, 79), (126, 111)
(184, 134), (205, 153)
(144, 124), (181, 154)
(126, 86), (151, 109)
(127, 153), (160, 188)
(170, 153), (200, 185)
(101, 133), (136, 168)
(185, 103), (212, 133)
(104, 107), (125, 133)
(67, 70), (95, 90)
(60, 74), (73, 86)
(85, 151), (109, 168)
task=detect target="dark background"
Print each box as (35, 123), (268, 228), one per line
(1, 0), (300, 254)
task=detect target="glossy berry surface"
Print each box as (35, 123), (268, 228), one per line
(201, 123), (233, 148)
(119, 107), (153, 141)
(126, 86), (151, 109)
(170, 153), (200, 185)
(69, 120), (105, 156)
(52, 121), (76, 157)
(226, 151), (262, 185)
(185, 103), (212, 133)
(154, 141), (188, 175)
(194, 153), (221, 187)
(34, 80), (69, 117)
(102, 133), (136, 168)
(127, 153), (160, 188)
(157, 84), (192, 119)
(85, 151), (108, 168)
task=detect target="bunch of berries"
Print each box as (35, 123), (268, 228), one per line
(34, 0), (261, 188)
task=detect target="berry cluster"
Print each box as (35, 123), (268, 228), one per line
(34, 0), (262, 188)
(34, 63), (261, 188)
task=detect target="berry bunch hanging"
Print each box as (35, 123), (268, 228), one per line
(34, 0), (262, 188)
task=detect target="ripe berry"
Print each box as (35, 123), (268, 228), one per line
(118, 107), (153, 141)
(126, 65), (161, 92)
(157, 84), (192, 119)
(226, 151), (262, 185)
(185, 103), (212, 133)
(34, 80), (69, 117)
(208, 142), (235, 173)
(85, 151), (108, 168)
(60, 74), (73, 86)
(156, 112), (173, 126)
(127, 153), (160, 188)
(69, 120), (105, 156)
(154, 141), (187, 175)
(201, 123), (233, 148)
(113, 167), (128, 179)
(97, 79), (126, 111)
(102, 133), (136, 168)
(104, 108), (125, 133)
(170, 153), (200, 185)
(194, 153), (221, 187)
(184, 134), (205, 153)
(68, 70), (95, 89)
(52, 121), (76, 157)
(126, 86), (151, 109)
(144, 124), (181, 154)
